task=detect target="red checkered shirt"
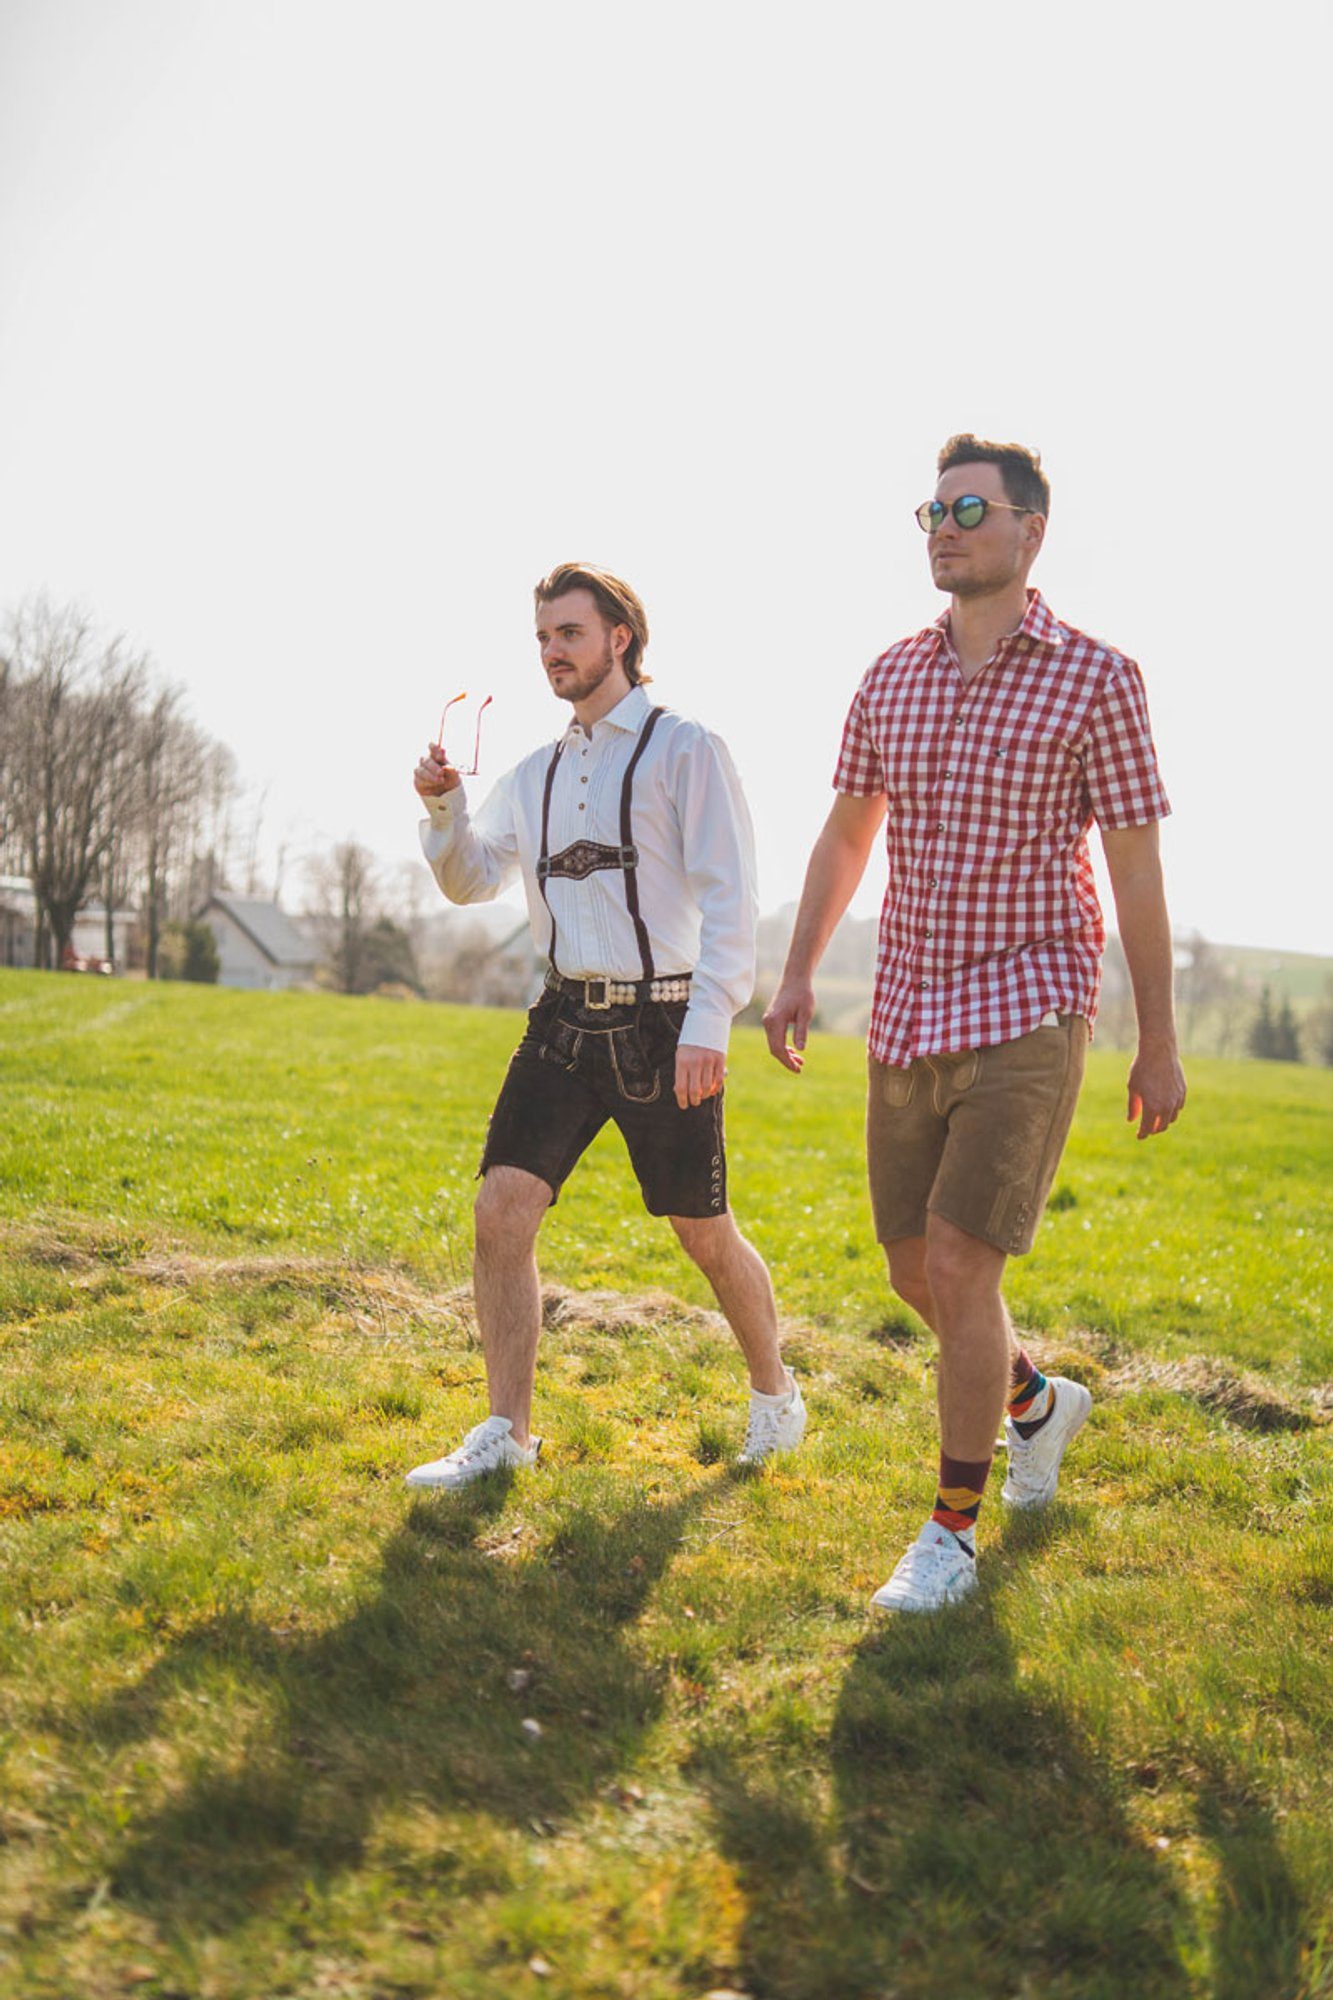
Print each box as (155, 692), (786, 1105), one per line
(834, 590), (1171, 1065)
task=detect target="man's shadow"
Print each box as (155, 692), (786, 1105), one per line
(92, 1473), (719, 1930)
(697, 1508), (1305, 2000)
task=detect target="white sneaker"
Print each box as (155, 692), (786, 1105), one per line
(405, 1416), (541, 1490)
(871, 1521), (978, 1614)
(1001, 1377), (1092, 1510)
(737, 1376), (807, 1466)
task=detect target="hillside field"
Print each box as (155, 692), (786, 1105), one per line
(1, 969), (1330, 1999)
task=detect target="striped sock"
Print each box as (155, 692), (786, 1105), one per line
(931, 1451), (992, 1546)
(1008, 1348), (1055, 1436)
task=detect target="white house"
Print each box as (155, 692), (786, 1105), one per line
(198, 893), (317, 992)
(0, 875), (135, 971)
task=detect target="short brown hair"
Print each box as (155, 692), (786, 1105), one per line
(533, 562), (651, 685)
(937, 434), (1050, 517)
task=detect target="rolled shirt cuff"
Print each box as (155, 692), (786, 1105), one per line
(419, 789), (468, 857)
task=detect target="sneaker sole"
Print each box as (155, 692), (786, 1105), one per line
(870, 1569), (978, 1614)
(405, 1439), (542, 1490)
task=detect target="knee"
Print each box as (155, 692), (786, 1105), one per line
(474, 1169), (548, 1253)
(922, 1224), (1000, 1315)
(890, 1264), (932, 1320)
(886, 1239), (931, 1318)
(670, 1212), (734, 1275)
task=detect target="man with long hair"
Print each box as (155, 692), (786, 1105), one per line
(408, 562), (804, 1487)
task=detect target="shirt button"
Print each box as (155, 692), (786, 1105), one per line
(920, 979), (930, 990)
(936, 822), (945, 833)
(944, 769), (954, 779)
(924, 929), (933, 938)
(578, 803), (585, 812)
(580, 775), (588, 784)
(928, 877), (938, 888)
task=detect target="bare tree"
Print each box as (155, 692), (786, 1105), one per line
(95, 652), (152, 961)
(306, 840), (376, 993)
(136, 687), (209, 979)
(3, 599), (144, 968)
(183, 741), (241, 916)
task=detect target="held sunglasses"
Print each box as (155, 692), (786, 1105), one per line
(914, 495), (1034, 533)
(434, 691), (493, 774)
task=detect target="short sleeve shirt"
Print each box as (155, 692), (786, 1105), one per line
(834, 590), (1170, 1065)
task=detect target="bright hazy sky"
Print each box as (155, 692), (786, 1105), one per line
(2, 1), (1328, 956)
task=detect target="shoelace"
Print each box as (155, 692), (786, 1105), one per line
(742, 1405), (788, 1455)
(452, 1426), (507, 1467)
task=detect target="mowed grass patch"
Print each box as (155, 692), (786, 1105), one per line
(1, 968), (1331, 1997)
(2, 968), (1330, 1379)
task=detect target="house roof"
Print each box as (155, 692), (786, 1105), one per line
(203, 894), (315, 968)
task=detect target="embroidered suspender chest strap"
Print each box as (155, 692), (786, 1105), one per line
(535, 705), (666, 981)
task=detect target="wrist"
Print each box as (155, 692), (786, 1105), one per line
(1135, 1031), (1180, 1061)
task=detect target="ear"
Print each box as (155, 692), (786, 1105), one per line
(610, 621), (632, 661)
(1023, 512), (1047, 560)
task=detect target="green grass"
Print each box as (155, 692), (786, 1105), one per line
(1, 968), (1330, 1998)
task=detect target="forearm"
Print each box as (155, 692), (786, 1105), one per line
(418, 793), (515, 905)
(1106, 839), (1177, 1047)
(781, 801), (884, 980)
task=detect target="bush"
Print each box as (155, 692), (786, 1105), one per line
(159, 922), (220, 984)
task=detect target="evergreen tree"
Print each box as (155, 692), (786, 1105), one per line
(1273, 995), (1302, 1062)
(1247, 986), (1277, 1059)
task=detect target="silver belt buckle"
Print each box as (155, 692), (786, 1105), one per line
(584, 978), (611, 1010)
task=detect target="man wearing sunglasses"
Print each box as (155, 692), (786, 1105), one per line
(406, 561), (804, 1489)
(765, 434), (1185, 1614)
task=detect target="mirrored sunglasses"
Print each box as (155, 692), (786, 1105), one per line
(914, 495), (1032, 532)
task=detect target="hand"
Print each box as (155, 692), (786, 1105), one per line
(1126, 1042), (1187, 1139)
(762, 977), (815, 1073)
(675, 1043), (725, 1109)
(414, 742), (462, 799)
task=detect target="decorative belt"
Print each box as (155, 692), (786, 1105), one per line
(544, 970), (692, 1011)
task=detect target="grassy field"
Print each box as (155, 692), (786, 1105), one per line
(1, 968), (1330, 1999)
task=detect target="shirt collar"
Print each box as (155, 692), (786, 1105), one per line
(932, 587), (1065, 657)
(561, 682), (652, 741)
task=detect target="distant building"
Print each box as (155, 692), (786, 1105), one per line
(197, 892), (317, 992)
(0, 876), (134, 971)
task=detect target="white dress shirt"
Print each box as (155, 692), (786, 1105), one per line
(419, 685), (757, 1054)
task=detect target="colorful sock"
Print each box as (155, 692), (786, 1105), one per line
(931, 1451), (992, 1544)
(1008, 1348), (1055, 1436)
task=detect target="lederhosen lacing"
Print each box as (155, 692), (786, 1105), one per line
(536, 706), (682, 1008)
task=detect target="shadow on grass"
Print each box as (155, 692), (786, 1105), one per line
(91, 1472), (718, 1929)
(698, 1511), (1200, 2000)
(1196, 1762), (1310, 2000)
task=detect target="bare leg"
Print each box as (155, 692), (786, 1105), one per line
(670, 1212), (789, 1395)
(472, 1165), (553, 1448)
(921, 1213), (1012, 1463)
(885, 1232), (938, 1333)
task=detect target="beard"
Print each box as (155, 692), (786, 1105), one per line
(930, 544), (1025, 599)
(549, 636), (617, 704)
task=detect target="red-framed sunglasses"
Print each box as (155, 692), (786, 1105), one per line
(435, 691), (493, 775)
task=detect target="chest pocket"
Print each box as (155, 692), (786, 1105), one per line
(980, 735), (1082, 828)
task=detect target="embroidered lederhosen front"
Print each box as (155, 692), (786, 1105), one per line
(535, 705), (665, 982)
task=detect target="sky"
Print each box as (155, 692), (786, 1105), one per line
(1, 0), (1329, 956)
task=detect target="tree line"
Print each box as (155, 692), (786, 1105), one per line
(1, 598), (241, 975)
(0, 595), (521, 1001)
